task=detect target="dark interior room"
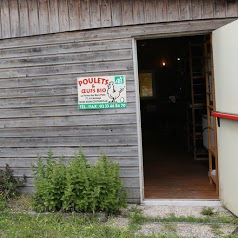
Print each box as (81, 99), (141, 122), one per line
(137, 35), (218, 199)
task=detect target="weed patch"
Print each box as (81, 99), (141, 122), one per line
(201, 207), (215, 216)
(0, 164), (26, 201)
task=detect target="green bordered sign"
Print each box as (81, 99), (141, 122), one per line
(77, 75), (127, 110)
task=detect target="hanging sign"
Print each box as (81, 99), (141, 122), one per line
(77, 75), (127, 110)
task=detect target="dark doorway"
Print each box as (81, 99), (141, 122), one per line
(137, 35), (218, 199)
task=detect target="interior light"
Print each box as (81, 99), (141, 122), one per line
(162, 62), (166, 66)
(177, 58), (181, 61)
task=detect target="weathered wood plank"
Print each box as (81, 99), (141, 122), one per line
(0, 59), (133, 78)
(89, 0), (101, 28)
(0, 18), (235, 49)
(19, 0), (30, 36)
(0, 97), (135, 112)
(38, 0), (50, 34)
(79, 0), (91, 29)
(144, 0), (156, 23)
(0, 80), (135, 98)
(0, 1), (1, 39)
(100, 0), (112, 27)
(48, 0), (60, 33)
(155, 0), (168, 22)
(0, 93), (135, 110)
(122, 178), (140, 188)
(0, 92), (135, 108)
(111, 0), (122, 26)
(0, 146), (138, 158)
(0, 124), (137, 138)
(0, 82), (135, 98)
(191, 0), (202, 19)
(226, 0), (238, 17)
(58, 0), (70, 32)
(202, 0), (214, 19)
(8, 167), (140, 178)
(0, 38), (131, 59)
(1, 0), (11, 38)
(126, 188), (140, 200)
(0, 106), (134, 119)
(9, 0), (20, 37)
(16, 177), (139, 188)
(132, 0), (145, 24)
(27, 0), (40, 35)
(0, 0), (237, 40)
(0, 49), (132, 69)
(0, 157), (139, 168)
(0, 135), (138, 147)
(167, 0), (180, 21)
(68, 0), (80, 30)
(214, 0), (226, 18)
(179, 0), (191, 20)
(0, 113), (137, 128)
(0, 70), (133, 89)
(0, 85), (77, 98)
(121, 0), (134, 25)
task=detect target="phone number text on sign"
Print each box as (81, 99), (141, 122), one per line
(78, 103), (127, 110)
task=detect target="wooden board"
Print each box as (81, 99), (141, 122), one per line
(100, 0), (112, 27)
(27, 0), (40, 35)
(19, 0), (30, 36)
(68, 0), (80, 30)
(58, 0), (70, 32)
(0, 0), (237, 39)
(90, 0), (101, 28)
(48, 0), (60, 33)
(38, 0), (50, 34)
(133, 0), (145, 24)
(9, 0), (20, 37)
(111, 0), (122, 26)
(0, 0), (11, 38)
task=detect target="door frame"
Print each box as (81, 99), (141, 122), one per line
(132, 30), (216, 203)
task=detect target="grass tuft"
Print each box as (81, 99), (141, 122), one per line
(201, 207), (215, 216)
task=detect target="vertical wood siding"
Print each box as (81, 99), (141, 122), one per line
(0, 0), (238, 39)
(0, 18), (235, 202)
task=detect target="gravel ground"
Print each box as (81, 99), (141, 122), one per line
(107, 204), (238, 238)
(139, 204), (233, 218)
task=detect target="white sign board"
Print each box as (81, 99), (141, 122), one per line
(77, 75), (127, 110)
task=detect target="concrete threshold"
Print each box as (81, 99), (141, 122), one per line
(143, 199), (222, 207)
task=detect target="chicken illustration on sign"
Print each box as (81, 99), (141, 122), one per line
(107, 81), (125, 103)
(77, 75), (127, 110)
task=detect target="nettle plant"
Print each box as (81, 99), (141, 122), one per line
(32, 148), (127, 214)
(0, 164), (27, 200)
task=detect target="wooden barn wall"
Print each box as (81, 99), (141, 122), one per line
(0, 18), (235, 202)
(0, 34), (139, 201)
(0, 0), (238, 39)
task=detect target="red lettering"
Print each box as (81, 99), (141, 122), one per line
(78, 77), (109, 87)
(97, 88), (106, 93)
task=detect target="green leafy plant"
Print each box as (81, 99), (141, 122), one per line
(62, 149), (90, 212)
(32, 148), (127, 214)
(0, 164), (26, 200)
(32, 149), (67, 212)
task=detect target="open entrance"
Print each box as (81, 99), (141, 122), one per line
(137, 34), (219, 199)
